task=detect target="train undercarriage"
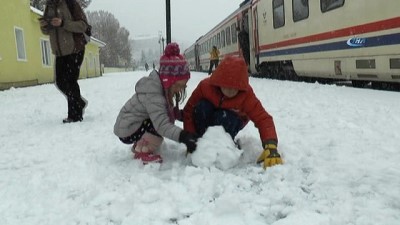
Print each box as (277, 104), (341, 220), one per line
(253, 61), (400, 91)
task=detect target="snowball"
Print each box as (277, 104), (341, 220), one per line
(191, 126), (242, 170)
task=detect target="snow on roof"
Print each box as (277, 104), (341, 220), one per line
(30, 6), (43, 16)
(90, 37), (106, 47)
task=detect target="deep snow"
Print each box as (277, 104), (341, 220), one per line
(0, 71), (399, 225)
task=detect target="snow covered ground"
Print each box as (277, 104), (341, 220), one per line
(1, 71), (399, 225)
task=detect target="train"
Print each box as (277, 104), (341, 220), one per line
(183, 0), (400, 90)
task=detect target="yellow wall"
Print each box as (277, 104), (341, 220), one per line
(0, 0), (103, 90)
(81, 44), (102, 79)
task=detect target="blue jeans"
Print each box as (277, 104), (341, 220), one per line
(193, 99), (243, 139)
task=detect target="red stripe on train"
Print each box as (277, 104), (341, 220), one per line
(260, 17), (400, 51)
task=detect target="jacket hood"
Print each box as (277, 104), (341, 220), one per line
(209, 56), (249, 91)
(135, 70), (163, 94)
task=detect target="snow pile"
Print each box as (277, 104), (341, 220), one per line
(191, 126), (242, 170)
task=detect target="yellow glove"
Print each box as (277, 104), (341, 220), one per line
(257, 144), (283, 169)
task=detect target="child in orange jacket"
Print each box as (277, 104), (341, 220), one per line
(183, 56), (282, 169)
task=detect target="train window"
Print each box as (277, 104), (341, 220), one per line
(213, 36), (217, 47)
(226, 27), (231, 45)
(273, 0), (285, 28)
(390, 59), (400, 69)
(356, 59), (376, 69)
(293, 0), (309, 22)
(231, 23), (237, 43)
(320, 0), (344, 13)
(221, 30), (226, 47)
(217, 33), (221, 48)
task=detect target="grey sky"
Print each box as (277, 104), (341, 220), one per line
(87, 0), (243, 46)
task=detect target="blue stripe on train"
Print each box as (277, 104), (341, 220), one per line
(259, 33), (400, 57)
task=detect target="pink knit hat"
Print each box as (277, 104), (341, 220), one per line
(159, 43), (190, 89)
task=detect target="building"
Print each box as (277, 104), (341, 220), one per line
(0, 0), (106, 90)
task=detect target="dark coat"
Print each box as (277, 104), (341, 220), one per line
(41, 0), (88, 56)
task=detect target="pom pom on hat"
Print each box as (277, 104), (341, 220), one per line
(159, 42), (190, 89)
(164, 42), (180, 57)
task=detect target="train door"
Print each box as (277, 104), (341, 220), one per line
(195, 44), (200, 71)
(238, 10), (251, 69)
(252, 6), (260, 69)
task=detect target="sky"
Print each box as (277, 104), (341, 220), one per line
(87, 0), (244, 46)
(1, 70), (400, 224)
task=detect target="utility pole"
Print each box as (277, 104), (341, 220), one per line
(166, 0), (171, 44)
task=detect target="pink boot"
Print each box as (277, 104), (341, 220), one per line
(132, 132), (163, 164)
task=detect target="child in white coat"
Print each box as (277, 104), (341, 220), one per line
(114, 43), (198, 163)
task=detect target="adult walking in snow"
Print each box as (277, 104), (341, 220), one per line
(39, 0), (88, 123)
(114, 43), (198, 164)
(183, 56), (282, 169)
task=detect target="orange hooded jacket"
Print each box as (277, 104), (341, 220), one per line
(183, 56), (278, 146)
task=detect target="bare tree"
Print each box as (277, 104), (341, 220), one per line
(30, 0), (47, 10)
(87, 10), (132, 67)
(117, 27), (133, 67)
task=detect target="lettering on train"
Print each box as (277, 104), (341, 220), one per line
(346, 37), (366, 47)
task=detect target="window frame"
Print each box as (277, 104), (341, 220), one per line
(293, 0), (309, 22)
(89, 52), (94, 69)
(231, 23), (237, 44)
(226, 26), (231, 45)
(320, 0), (345, 13)
(273, 0), (285, 29)
(40, 38), (52, 67)
(14, 26), (27, 61)
(221, 30), (226, 47)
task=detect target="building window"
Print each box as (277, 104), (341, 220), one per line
(40, 39), (52, 66)
(320, 0), (345, 13)
(89, 52), (94, 69)
(273, 0), (285, 28)
(14, 27), (27, 61)
(293, 0), (309, 22)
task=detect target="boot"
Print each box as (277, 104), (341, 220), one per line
(62, 117), (83, 123)
(79, 97), (88, 117)
(133, 152), (163, 164)
(132, 132), (163, 164)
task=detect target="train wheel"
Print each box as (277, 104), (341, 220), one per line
(277, 70), (286, 80)
(352, 80), (369, 88)
(371, 81), (393, 90)
(258, 64), (269, 79)
(288, 71), (299, 81)
(393, 83), (400, 91)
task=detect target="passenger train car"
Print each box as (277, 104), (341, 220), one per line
(183, 0), (400, 90)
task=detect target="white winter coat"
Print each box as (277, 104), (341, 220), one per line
(113, 70), (182, 142)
